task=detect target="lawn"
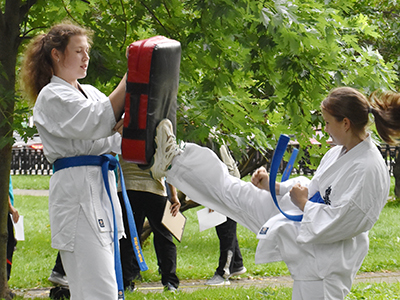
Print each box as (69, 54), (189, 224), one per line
(7, 175), (400, 299)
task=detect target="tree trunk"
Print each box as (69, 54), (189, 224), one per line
(0, 148), (12, 300)
(0, 1), (25, 297)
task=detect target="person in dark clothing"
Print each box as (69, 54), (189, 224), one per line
(117, 156), (180, 292)
(7, 175), (19, 299)
(205, 145), (246, 286)
(48, 252), (68, 287)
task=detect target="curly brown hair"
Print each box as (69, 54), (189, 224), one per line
(20, 22), (92, 103)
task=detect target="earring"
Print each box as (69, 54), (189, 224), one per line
(57, 59), (60, 63)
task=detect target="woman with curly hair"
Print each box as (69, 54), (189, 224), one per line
(21, 22), (126, 300)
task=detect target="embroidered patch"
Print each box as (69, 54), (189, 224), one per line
(98, 219), (105, 228)
(259, 227), (269, 235)
(323, 186), (332, 205)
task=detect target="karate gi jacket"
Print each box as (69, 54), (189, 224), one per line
(256, 135), (389, 297)
(33, 76), (123, 251)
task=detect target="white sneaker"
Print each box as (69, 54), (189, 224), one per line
(150, 119), (182, 179)
(48, 271), (69, 287)
(229, 266), (247, 278)
(205, 273), (231, 286)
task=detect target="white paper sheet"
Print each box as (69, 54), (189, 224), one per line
(197, 208), (227, 232)
(12, 215), (25, 241)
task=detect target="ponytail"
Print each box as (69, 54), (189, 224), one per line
(20, 22), (91, 103)
(369, 91), (400, 145)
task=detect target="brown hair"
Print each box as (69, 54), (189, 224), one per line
(369, 91), (400, 145)
(321, 87), (400, 145)
(20, 22), (91, 103)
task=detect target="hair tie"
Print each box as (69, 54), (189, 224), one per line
(41, 34), (47, 47)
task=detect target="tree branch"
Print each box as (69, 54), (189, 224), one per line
(139, 0), (170, 36)
(61, 0), (82, 26)
(119, 0), (127, 50)
(19, 0), (38, 24)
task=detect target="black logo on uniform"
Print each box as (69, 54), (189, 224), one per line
(323, 186), (332, 205)
(98, 219), (105, 228)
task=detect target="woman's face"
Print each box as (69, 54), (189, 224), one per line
(55, 35), (90, 86)
(322, 109), (346, 146)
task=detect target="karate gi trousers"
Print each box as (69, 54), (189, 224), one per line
(60, 208), (118, 300)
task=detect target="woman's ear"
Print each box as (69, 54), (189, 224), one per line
(343, 117), (351, 132)
(51, 48), (60, 63)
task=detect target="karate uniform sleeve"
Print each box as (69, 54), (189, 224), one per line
(279, 176), (311, 196)
(34, 84), (116, 140)
(91, 133), (122, 155)
(297, 165), (389, 245)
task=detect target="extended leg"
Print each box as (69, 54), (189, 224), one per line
(167, 143), (279, 234)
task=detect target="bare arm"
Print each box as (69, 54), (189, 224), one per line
(8, 197), (19, 223)
(168, 184), (181, 217)
(109, 73), (127, 121)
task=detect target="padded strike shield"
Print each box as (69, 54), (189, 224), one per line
(122, 36), (181, 166)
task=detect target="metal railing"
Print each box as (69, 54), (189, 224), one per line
(11, 148), (53, 175)
(379, 144), (399, 176)
(11, 145), (399, 176)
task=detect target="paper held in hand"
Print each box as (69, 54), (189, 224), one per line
(161, 201), (186, 242)
(196, 208), (227, 232)
(12, 215), (25, 241)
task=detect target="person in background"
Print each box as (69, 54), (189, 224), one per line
(48, 252), (68, 287)
(117, 156), (180, 292)
(7, 175), (19, 299)
(205, 145), (246, 286)
(20, 22), (127, 300)
(149, 87), (400, 299)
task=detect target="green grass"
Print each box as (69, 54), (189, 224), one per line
(11, 175), (50, 190)
(8, 175), (400, 299)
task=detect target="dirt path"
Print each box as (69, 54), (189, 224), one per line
(17, 271), (400, 298)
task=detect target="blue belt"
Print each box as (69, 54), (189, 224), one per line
(54, 154), (148, 299)
(269, 134), (324, 222)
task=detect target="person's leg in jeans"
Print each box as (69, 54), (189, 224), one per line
(118, 191), (144, 290)
(137, 191), (179, 289)
(231, 229), (244, 273)
(7, 214), (17, 281)
(215, 217), (241, 278)
(53, 252), (66, 275)
(48, 251), (69, 287)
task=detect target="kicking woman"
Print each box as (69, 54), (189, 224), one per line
(149, 87), (400, 299)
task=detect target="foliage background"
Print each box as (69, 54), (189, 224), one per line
(14, 0), (399, 165)
(2, 0), (400, 297)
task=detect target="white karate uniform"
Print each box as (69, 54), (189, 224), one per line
(166, 135), (389, 300)
(33, 76), (123, 300)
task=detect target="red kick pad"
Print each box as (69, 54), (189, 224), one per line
(122, 36), (181, 166)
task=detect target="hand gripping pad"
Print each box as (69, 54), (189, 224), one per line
(122, 36), (181, 166)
